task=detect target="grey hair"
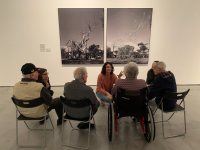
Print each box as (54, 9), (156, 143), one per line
(22, 74), (31, 78)
(124, 62), (139, 78)
(156, 61), (166, 71)
(73, 67), (87, 80)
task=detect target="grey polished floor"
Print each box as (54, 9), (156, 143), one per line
(0, 85), (199, 150)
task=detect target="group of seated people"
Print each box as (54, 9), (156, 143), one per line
(12, 60), (177, 128)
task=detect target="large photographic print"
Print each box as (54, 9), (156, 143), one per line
(58, 8), (104, 64)
(107, 8), (153, 64)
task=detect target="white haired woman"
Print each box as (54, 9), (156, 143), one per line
(111, 62), (147, 97)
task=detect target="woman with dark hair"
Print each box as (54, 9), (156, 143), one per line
(37, 68), (54, 96)
(96, 62), (122, 104)
(37, 68), (64, 125)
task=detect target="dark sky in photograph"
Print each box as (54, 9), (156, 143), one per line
(58, 8), (104, 50)
(107, 8), (152, 50)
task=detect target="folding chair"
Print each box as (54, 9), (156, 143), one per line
(60, 96), (96, 150)
(11, 97), (54, 148)
(154, 89), (190, 138)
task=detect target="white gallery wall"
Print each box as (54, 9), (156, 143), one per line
(0, 0), (200, 86)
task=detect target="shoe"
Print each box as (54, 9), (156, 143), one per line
(77, 122), (95, 129)
(39, 116), (49, 125)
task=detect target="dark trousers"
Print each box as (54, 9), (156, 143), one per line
(48, 97), (63, 119)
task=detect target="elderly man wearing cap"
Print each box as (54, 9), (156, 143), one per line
(13, 63), (64, 125)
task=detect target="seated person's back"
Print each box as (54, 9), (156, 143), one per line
(13, 63), (49, 118)
(13, 63), (64, 125)
(148, 61), (177, 111)
(112, 62), (146, 98)
(64, 67), (100, 114)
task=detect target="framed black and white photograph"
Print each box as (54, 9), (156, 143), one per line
(58, 8), (104, 64)
(107, 8), (153, 64)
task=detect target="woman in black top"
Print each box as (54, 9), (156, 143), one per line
(37, 68), (54, 96)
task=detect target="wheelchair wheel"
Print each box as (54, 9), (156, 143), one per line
(108, 103), (113, 142)
(144, 105), (155, 142)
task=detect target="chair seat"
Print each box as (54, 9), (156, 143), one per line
(60, 96), (95, 149)
(155, 89), (190, 138)
(163, 104), (184, 113)
(64, 114), (90, 121)
(17, 114), (46, 120)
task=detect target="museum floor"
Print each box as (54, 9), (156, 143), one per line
(0, 85), (199, 150)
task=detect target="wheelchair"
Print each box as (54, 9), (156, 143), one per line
(108, 87), (155, 143)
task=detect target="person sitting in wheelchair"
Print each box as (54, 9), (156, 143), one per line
(111, 62), (147, 98)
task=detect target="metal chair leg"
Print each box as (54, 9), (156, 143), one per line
(162, 103), (186, 138)
(62, 110), (95, 149)
(16, 112), (53, 148)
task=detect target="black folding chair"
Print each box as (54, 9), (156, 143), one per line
(11, 97), (54, 148)
(154, 89), (190, 138)
(60, 96), (96, 150)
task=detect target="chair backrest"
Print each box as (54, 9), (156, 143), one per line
(11, 97), (47, 118)
(163, 89), (190, 101)
(115, 87), (148, 118)
(12, 97), (44, 108)
(60, 96), (92, 120)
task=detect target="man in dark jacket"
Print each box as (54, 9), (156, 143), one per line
(148, 61), (177, 111)
(64, 67), (100, 129)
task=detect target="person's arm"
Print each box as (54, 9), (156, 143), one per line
(47, 80), (54, 96)
(111, 79), (120, 98)
(63, 82), (70, 96)
(146, 69), (154, 85)
(87, 87), (100, 114)
(148, 77), (162, 99)
(117, 71), (123, 79)
(113, 73), (118, 83)
(40, 87), (52, 106)
(146, 70), (151, 84)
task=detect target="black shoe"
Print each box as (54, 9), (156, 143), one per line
(39, 116), (49, 125)
(77, 122), (95, 129)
